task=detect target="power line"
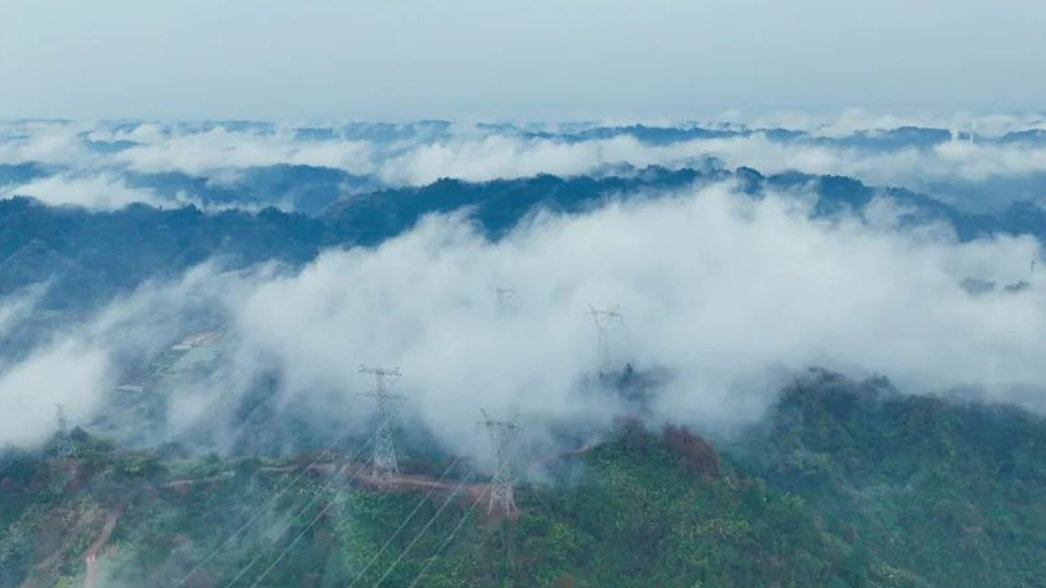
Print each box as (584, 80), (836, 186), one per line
(169, 422), (368, 588)
(344, 455), (462, 588)
(242, 448), (406, 588)
(404, 491), (484, 588)
(214, 430), (377, 588)
(215, 373), (285, 456)
(370, 471), (477, 588)
(167, 381), (329, 588)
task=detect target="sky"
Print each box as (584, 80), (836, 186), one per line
(2, 0), (1045, 121)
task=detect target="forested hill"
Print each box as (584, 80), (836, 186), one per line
(734, 369), (1046, 588)
(2, 371), (1044, 587)
(3, 166), (1044, 314)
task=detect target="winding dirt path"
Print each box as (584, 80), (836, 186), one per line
(83, 513), (119, 588)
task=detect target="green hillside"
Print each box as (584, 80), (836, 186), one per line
(2, 373), (1044, 588)
(735, 370), (1046, 588)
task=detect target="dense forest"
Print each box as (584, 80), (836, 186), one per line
(3, 371), (1044, 588)
(3, 166), (1043, 315)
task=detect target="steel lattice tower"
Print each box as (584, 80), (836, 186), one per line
(478, 409), (520, 517)
(53, 404), (77, 461)
(359, 366), (403, 481)
(586, 304), (623, 368)
(494, 287), (518, 314)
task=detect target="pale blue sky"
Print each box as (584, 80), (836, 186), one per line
(1, 0), (1044, 120)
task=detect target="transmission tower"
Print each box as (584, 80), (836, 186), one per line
(358, 366), (403, 481)
(494, 287), (518, 314)
(478, 409), (520, 517)
(587, 304), (623, 367)
(52, 404), (77, 461)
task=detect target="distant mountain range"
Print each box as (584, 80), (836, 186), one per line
(2, 166), (1044, 315)
(4, 120), (1045, 213)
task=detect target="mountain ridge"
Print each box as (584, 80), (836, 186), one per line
(3, 166), (1043, 316)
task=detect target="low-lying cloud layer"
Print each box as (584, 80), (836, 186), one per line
(5, 173), (164, 209)
(0, 266), (241, 447)
(2, 183), (1043, 455)
(2, 114), (1045, 212)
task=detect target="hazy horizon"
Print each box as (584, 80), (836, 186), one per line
(2, 0), (1044, 120)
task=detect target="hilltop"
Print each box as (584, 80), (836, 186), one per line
(3, 371), (1044, 588)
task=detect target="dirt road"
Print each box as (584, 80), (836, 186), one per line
(83, 513), (119, 588)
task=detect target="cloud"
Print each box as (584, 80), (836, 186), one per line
(368, 132), (1046, 212)
(0, 339), (111, 447)
(0, 282), (47, 342)
(930, 140), (1046, 181)
(2, 172), (165, 210)
(3, 118), (1045, 212)
(113, 127), (373, 176)
(229, 184), (1045, 444)
(732, 108), (1046, 138)
(0, 265), (246, 448)
(4, 182), (1041, 457)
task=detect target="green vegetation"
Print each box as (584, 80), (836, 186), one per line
(2, 372), (1045, 587)
(5, 167), (1043, 316)
(736, 370), (1046, 588)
